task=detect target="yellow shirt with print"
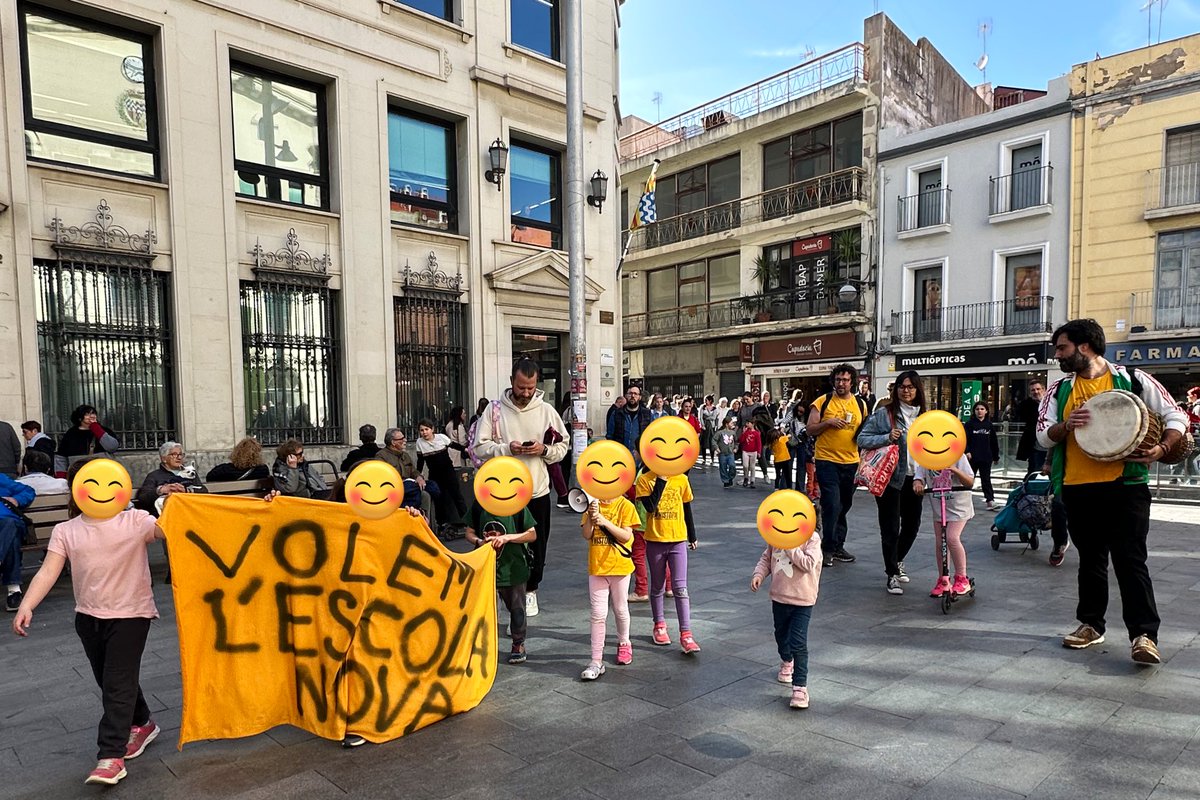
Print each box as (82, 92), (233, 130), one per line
(582, 497), (639, 577)
(1063, 372), (1125, 486)
(635, 472), (693, 543)
(812, 393), (863, 465)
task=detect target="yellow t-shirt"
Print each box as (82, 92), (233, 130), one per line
(583, 497), (639, 576)
(1063, 372), (1125, 486)
(812, 393), (863, 465)
(772, 435), (791, 462)
(635, 472), (693, 542)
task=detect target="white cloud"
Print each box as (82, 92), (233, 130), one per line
(747, 43), (818, 59)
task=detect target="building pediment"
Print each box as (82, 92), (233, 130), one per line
(487, 249), (603, 303)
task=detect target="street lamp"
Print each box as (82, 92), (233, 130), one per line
(587, 169), (609, 212)
(485, 138), (508, 190)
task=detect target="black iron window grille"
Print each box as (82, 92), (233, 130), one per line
(241, 229), (343, 444)
(19, 4), (160, 179)
(395, 252), (467, 439)
(36, 200), (174, 450)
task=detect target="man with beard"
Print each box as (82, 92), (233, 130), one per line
(1037, 319), (1186, 664)
(473, 358), (569, 617)
(807, 364), (868, 568)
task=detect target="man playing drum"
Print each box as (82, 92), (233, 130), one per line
(1037, 319), (1187, 664)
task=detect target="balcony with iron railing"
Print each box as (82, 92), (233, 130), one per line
(624, 286), (865, 341)
(1145, 163), (1200, 218)
(624, 167), (866, 254)
(897, 188), (950, 233)
(1129, 286), (1200, 332)
(989, 165), (1053, 216)
(890, 296), (1054, 344)
(619, 44), (867, 162)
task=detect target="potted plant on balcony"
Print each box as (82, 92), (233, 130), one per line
(744, 256), (775, 323)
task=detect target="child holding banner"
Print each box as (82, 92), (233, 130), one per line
(579, 496), (638, 680)
(466, 502), (537, 665)
(11, 459), (163, 786)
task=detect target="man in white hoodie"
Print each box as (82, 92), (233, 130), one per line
(473, 358), (569, 616)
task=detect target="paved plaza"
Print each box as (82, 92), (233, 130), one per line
(5, 466), (1200, 799)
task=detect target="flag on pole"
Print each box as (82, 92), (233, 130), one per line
(630, 159), (661, 229)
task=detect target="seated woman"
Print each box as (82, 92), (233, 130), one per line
(206, 437), (271, 482)
(54, 404), (120, 476)
(271, 439), (329, 500)
(137, 441), (207, 515)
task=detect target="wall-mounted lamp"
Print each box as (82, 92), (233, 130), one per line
(587, 169), (609, 212)
(837, 281), (860, 311)
(485, 138), (509, 190)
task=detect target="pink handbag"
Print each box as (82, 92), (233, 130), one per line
(855, 444), (900, 497)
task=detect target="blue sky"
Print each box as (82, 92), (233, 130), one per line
(619, 0), (1200, 122)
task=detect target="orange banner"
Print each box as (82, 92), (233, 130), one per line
(159, 495), (497, 746)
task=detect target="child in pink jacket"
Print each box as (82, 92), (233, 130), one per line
(750, 531), (822, 709)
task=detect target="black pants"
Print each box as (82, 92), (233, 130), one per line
(429, 466), (468, 525)
(75, 614), (152, 759)
(1062, 481), (1159, 643)
(815, 461), (857, 553)
(1050, 495), (1069, 550)
(876, 475), (923, 577)
(976, 461), (995, 503)
(497, 584), (528, 646)
(526, 494), (552, 592)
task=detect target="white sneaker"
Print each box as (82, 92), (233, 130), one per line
(525, 591), (539, 617)
(580, 661), (606, 681)
(896, 562), (910, 583)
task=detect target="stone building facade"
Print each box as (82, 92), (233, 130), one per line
(0, 0), (621, 474)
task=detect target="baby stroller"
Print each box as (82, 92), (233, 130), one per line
(990, 471), (1053, 551)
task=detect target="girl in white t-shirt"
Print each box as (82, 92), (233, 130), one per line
(914, 455), (975, 598)
(11, 460), (165, 786)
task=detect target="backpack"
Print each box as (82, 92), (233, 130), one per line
(815, 393), (869, 437)
(466, 400), (502, 468)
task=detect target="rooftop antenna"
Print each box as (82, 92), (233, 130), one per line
(651, 91), (663, 122)
(975, 20), (992, 82)
(1140, 0), (1168, 46)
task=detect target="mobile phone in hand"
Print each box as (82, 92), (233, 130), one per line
(522, 441), (534, 447)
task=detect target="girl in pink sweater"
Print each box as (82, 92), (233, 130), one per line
(750, 531), (822, 708)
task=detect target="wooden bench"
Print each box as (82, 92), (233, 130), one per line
(19, 492), (72, 571)
(206, 478), (273, 497)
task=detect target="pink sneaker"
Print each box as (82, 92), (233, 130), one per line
(616, 642), (633, 665)
(777, 660), (794, 683)
(126, 720), (160, 759)
(85, 758), (127, 786)
(652, 623), (671, 646)
(789, 686), (810, 709)
(929, 577), (951, 598)
(951, 575), (971, 595)
(680, 630), (701, 654)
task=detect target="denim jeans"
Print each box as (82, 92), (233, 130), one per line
(815, 460), (858, 554)
(772, 601), (812, 686)
(0, 518), (23, 586)
(718, 454), (735, 485)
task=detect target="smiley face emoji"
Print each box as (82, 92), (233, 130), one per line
(639, 416), (700, 477)
(344, 461), (404, 520)
(576, 441), (636, 501)
(474, 456), (534, 517)
(72, 459), (133, 520)
(907, 410), (967, 471)
(756, 490), (817, 550)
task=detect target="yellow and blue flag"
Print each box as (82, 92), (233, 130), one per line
(631, 159), (661, 229)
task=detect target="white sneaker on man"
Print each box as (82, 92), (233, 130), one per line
(525, 591), (539, 617)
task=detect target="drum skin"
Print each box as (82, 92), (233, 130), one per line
(1074, 390), (1159, 462)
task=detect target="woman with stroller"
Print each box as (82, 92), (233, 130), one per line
(965, 402), (1001, 510)
(856, 372), (926, 596)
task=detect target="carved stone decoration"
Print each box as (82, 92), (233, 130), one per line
(49, 199), (157, 255)
(250, 228), (331, 280)
(401, 250), (463, 294)
(444, 53), (453, 77)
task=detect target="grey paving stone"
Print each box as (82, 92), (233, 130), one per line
(586, 753), (710, 799)
(1026, 744), (1163, 800)
(675, 760), (797, 799)
(230, 769), (347, 799)
(909, 772), (1028, 800)
(953, 739), (1073, 795)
